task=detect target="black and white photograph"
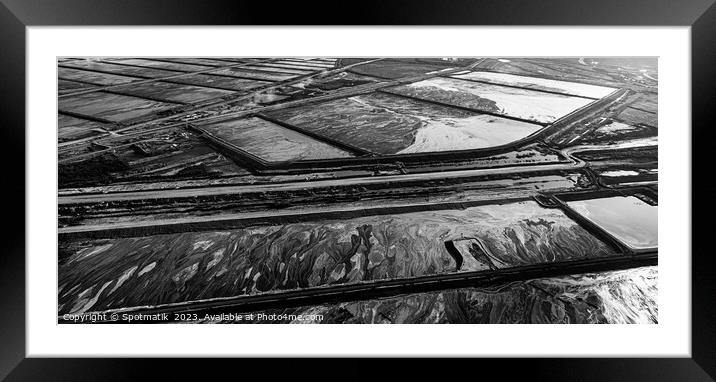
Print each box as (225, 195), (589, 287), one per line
(56, 56), (658, 324)
(4, 0), (714, 376)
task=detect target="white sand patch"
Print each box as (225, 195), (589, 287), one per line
(137, 262), (157, 277)
(607, 136), (658, 148)
(406, 78), (595, 124)
(397, 115), (541, 154)
(192, 240), (213, 251)
(452, 71), (617, 99)
(72, 281), (113, 314)
(75, 244), (113, 261)
(599, 121), (635, 133)
(108, 266), (138, 295)
(601, 170), (640, 177)
(426, 67), (457, 75)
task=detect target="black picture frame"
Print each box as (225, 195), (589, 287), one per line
(1, 0), (713, 380)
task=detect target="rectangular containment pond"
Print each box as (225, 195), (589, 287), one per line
(110, 81), (234, 104)
(275, 59), (335, 69)
(148, 58), (237, 67)
(58, 67), (139, 86)
(210, 68), (297, 81)
(386, 77), (597, 124)
(58, 115), (109, 142)
(565, 196), (658, 250)
(450, 71), (618, 99)
(263, 62), (335, 71)
(61, 60), (181, 79)
(58, 201), (618, 315)
(200, 117), (355, 162)
(58, 92), (179, 122)
(168, 74), (271, 92)
(265, 92), (543, 155)
(240, 65), (314, 75)
(105, 58), (214, 72)
(58, 79), (97, 93)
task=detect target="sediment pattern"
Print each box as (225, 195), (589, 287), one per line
(387, 77), (594, 124)
(239, 266), (658, 324)
(58, 201), (617, 314)
(58, 92), (178, 123)
(450, 71), (616, 99)
(267, 92), (540, 155)
(201, 117), (354, 162)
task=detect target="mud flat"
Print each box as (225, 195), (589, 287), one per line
(58, 79), (97, 93)
(266, 92), (542, 155)
(263, 62), (334, 71)
(58, 115), (110, 142)
(57, 201), (617, 314)
(630, 92), (657, 114)
(240, 65), (313, 75)
(169, 74), (271, 92)
(200, 117), (354, 162)
(79, 59), (296, 82)
(398, 114), (541, 154)
(344, 58), (458, 79)
(566, 196), (657, 250)
(105, 58), (214, 72)
(110, 81), (234, 104)
(277, 60), (335, 69)
(210, 68), (296, 81)
(61, 61), (273, 92)
(450, 71), (617, 99)
(61, 60), (181, 79)
(616, 107), (658, 128)
(149, 58), (245, 67)
(59, 202), (613, 312)
(58, 67), (139, 86)
(236, 266), (657, 324)
(479, 58), (628, 88)
(59, 92), (179, 123)
(386, 77), (595, 124)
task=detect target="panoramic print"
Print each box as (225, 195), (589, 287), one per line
(57, 57), (658, 324)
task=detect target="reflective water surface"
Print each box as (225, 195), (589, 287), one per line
(567, 196), (657, 250)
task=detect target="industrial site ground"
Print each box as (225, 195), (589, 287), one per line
(57, 57), (658, 324)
